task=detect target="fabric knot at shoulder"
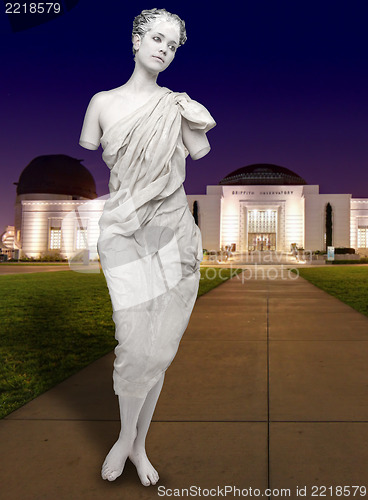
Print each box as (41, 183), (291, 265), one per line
(174, 92), (216, 134)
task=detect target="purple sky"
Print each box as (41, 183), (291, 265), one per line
(1, 1), (368, 233)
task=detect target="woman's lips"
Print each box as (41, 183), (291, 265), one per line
(152, 55), (164, 63)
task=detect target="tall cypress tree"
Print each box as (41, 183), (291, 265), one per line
(326, 202), (333, 250)
(193, 200), (199, 226)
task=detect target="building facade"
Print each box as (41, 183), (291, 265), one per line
(12, 154), (99, 259)
(8, 158), (368, 259)
(186, 164), (368, 255)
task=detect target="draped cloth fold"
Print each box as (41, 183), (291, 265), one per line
(97, 86), (216, 398)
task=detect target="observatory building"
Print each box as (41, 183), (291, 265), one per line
(8, 158), (368, 259)
(186, 163), (368, 254)
(12, 154), (104, 258)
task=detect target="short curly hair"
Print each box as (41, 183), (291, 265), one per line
(132, 8), (187, 55)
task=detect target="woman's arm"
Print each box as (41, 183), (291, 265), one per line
(181, 117), (211, 160)
(79, 92), (105, 150)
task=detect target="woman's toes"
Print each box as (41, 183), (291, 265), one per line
(103, 469), (115, 481)
(102, 466), (116, 481)
(142, 476), (150, 486)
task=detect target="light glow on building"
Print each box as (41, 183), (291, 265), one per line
(5, 158), (368, 260)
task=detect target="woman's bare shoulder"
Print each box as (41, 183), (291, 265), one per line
(92, 87), (132, 111)
(88, 90), (111, 107)
(102, 85), (130, 98)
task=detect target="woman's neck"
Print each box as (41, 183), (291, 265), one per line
(124, 64), (160, 94)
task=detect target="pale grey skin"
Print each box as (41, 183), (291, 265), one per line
(79, 19), (210, 487)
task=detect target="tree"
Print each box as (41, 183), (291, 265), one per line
(325, 202), (333, 250)
(193, 200), (199, 226)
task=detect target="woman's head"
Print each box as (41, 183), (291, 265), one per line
(132, 8), (186, 56)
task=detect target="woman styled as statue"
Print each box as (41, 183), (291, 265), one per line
(79, 8), (215, 487)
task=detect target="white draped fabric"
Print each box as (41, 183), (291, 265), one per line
(97, 86), (216, 398)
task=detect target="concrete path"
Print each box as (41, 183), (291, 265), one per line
(1, 269), (368, 499)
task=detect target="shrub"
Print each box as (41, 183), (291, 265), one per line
(334, 247), (355, 254)
(18, 253), (67, 262)
(39, 252), (67, 262)
(332, 258), (368, 264)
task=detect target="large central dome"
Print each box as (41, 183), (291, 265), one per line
(15, 154), (97, 199)
(219, 163), (307, 186)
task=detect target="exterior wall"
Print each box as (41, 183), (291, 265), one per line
(15, 193), (93, 252)
(20, 192), (222, 258)
(21, 198), (105, 258)
(186, 194), (221, 251)
(213, 184), (308, 252)
(351, 199), (368, 256)
(304, 193), (351, 251)
(283, 186), (305, 250)
(16, 187), (368, 258)
(189, 184), (363, 253)
(219, 186), (241, 250)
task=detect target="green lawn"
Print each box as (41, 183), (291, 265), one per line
(295, 266), (368, 317)
(0, 262), (68, 266)
(0, 266), (242, 418)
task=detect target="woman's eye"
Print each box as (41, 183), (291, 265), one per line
(153, 36), (161, 42)
(169, 45), (176, 52)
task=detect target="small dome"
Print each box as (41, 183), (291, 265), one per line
(219, 163), (307, 186)
(15, 154), (97, 199)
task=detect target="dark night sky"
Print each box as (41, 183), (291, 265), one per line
(1, 1), (368, 233)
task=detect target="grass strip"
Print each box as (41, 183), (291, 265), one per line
(294, 266), (368, 317)
(0, 267), (242, 418)
(0, 262), (68, 266)
(331, 258), (368, 264)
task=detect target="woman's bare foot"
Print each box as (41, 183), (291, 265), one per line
(129, 443), (159, 486)
(101, 431), (136, 482)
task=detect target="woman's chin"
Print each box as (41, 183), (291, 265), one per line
(136, 61), (163, 75)
(147, 64), (167, 75)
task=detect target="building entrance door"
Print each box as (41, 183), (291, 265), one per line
(247, 209), (278, 251)
(248, 233), (276, 251)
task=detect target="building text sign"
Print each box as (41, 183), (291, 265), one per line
(231, 190), (294, 195)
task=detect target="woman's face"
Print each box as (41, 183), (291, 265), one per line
(134, 20), (180, 74)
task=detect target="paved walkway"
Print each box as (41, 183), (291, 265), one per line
(1, 269), (368, 499)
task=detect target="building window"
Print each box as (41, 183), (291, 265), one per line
(248, 209), (277, 233)
(49, 228), (61, 249)
(76, 227), (88, 249)
(74, 218), (89, 250)
(48, 218), (63, 250)
(358, 227), (368, 248)
(247, 209), (277, 251)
